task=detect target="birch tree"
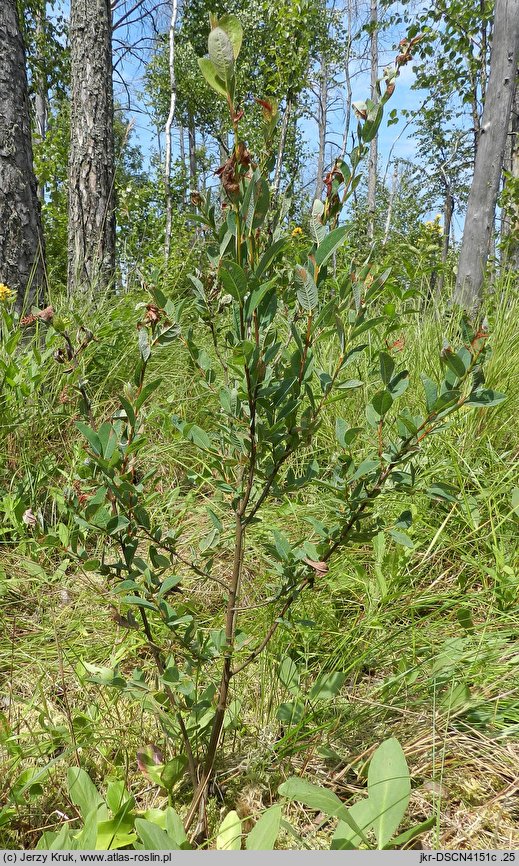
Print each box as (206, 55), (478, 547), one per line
(367, 0), (378, 241)
(453, 0), (519, 310)
(164, 0), (179, 260)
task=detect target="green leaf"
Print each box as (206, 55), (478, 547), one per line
(512, 487), (519, 517)
(105, 781), (132, 816)
(48, 825), (79, 850)
(368, 738), (411, 848)
(135, 378), (162, 412)
(255, 238), (287, 280)
(276, 700), (305, 725)
(75, 421), (102, 456)
(138, 328), (151, 362)
(371, 389), (393, 418)
(388, 370), (409, 399)
(279, 777), (371, 845)
(185, 423), (212, 450)
(134, 819), (180, 850)
(420, 374), (437, 413)
(362, 104), (383, 143)
(220, 260), (248, 303)
(351, 458), (380, 481)
(218, 14), (243, 59)
(97, 422), (117, 460)
(208, 27), (235, 84)
(120, 595), (157, 612)
(74, 808), (98, 850)
(119, 395), (136, 428)
(441, 349), (466, 378)
(244, 282), (273, 319)
(216, 810), (242, 850)
(95, 803), (137, 850)
(278, 657), (300, 694)
(465, 389), (506, 407)
(314, 226), (348, 267)
(278, 777), (346, 819)
(379, 352), (395, 385)
(67, 768), (106, 822)
(246, 804), (282, 850)
(310, 199), (326, 245)
(351, 316), (386, 338)
(157, 575), (182, 597)
(165, 807), (190, 848)
(309, 672), (346, 700)
(295, 265), (318, 311)
(426, 483), (457, 503)
(197, 57), (227, 97)
(335, 420), (363, 448)
(251, 179), (270, 230)
(385, 816), (436, 849)
(388, 529), (414, 549)
(432, 389), (460, 413)
(161, 756), (188, 790)
(332, 799), (377, 849)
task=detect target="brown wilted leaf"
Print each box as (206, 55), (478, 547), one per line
(21, 305), (55, 327)
(20, 314), (37, 327)
(37, 305), (55, 322)
(303, 558), (329, 576)
(137, 744), (164, 776)
(144, 303), (161, 325)
(22, 508), (37, 527)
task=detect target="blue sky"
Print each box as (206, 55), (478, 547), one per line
(51, 1), (459, 228)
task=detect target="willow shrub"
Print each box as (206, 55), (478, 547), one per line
(43, 14), (504, 835)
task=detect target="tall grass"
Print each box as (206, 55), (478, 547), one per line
(1, 278), (518, 849)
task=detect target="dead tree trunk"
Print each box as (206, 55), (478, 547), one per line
(367, 0), (378, 241)
(164, 0), (179, 262)
(187, 113), (197, 189)
(502, 71), (519, 266)
(35, 1), (47, 204)
(436, 187), (454, 298)
(382, 160), (399, 246)
(314, 59), (328, 201)
(453, 0), (519, 311)
(68, 0), (116, 294)
(0, 0), (45, 312)
(272, 99), (292, 197)
(339, 0), (354, 160)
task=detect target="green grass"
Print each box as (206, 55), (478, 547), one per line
(1, 280), (519, 850)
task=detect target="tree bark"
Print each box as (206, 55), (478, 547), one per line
(339, 0), (354, 160)
(453, 0), (519, 311)
(367, 0), (378, 241)
(272, 99), (292, 197)
(382, 160), (399, 246)
(35, 1), (47, 204)
(164, 0), (179, 262)
(0, 0), (45, 312)
(68, 0), (116, 294)
(436, 187), (453, 298)
(187, 112), (197, 188)
(502, 71), (519, 266)
(314, 59), (328, 201)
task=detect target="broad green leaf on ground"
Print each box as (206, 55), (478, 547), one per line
(216, 810), (242, 850)
(367, 738), (411, 848)
(246, 805), (282, 850)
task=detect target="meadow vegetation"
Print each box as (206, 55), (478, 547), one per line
(1, 5), (519, 853)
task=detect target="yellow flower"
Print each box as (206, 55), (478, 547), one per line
(291, 226), (303, 238)
(0, 283), (14, 303)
